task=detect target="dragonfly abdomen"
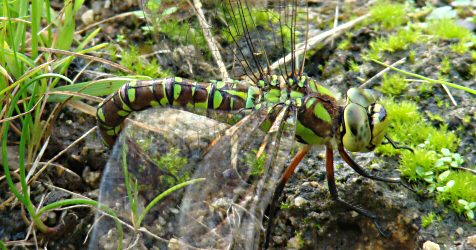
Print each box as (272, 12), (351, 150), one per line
(97, 77), (258, 147)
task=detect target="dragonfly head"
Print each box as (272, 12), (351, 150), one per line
(341, 88), (389, 152)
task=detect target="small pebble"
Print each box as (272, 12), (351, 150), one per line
(456, 227), (464, 235)
(467, 234), (476, 247)
(286, 235), (302, 249)
(310, 181), (319, 187)
(422, 240), (440, 250)
(294, 196), (307, 207)
(81, 9), (94, 25)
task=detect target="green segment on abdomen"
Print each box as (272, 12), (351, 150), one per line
(96, 77), (261, 147)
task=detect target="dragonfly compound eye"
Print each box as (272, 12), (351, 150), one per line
(342, 103), (371, 152)
(342, 88), (388, 152)
(368, 103), (389, 150)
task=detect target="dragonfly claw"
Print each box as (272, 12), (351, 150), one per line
(373, 218), (391, 238)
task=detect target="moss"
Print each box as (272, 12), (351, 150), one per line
(399, 149), (437, 182)
(348, 60), (361, 73)
(451, 40), (470, 54)
(377, 99), (459, 157)
(421, 212), (438, 228)
(409, 50), (416, 63)
(427, 19), (471, 40)
(161, 20), (208, 50)
(437, 171), (476, 218)
(440, 57), (451, 75)
(367, 28), (421, 60)
(370, 1), (407, 29)
(156, 148), (189, 184)
(378, 73), (408, 96)
(338, 39), (351, 50)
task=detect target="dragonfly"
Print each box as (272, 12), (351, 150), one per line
(91, 0), (412, 249)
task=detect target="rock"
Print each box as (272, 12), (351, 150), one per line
(456, 227), (464, 235)
(468, 235), (476, 247)
(287, 235), (303, 249)
(294, 196), (308, 207)
(81, 9), (94, 25)
(422, 241), (440, 250)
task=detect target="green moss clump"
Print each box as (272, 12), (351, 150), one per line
(428, 19), (471, 40)
(156, 147), (190, 184)
(375, 99), (476, 221)
(370, 1), (407, 29)
(440, 57), (451, 75)
(377, 99), (459, 157)
(367, 28), (421, 60)
(421, 212), (438, 228)
(378, 73), (408, 96)
(399, 149), (437, 182)
(437, 171), (476, 219)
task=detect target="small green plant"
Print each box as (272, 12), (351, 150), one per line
(157, 147), (190, 184)
(451, 40), (469, 54)
(370, 1), (407, 29)
(117, 46), (169, 78)
(427, 19), (471, 40)
(338, 39), (351, 50)
(348, 60), (361, 73)
(367, 28), (421, 60)
(378, 73), (408, 96)
(457, 199), (476, 220)
(436, 171), (476, 221)
(422, 212), (438, 228)
(440, 57), (451, 75)
(245, 150), (267, 177)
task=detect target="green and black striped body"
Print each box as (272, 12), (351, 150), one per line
(97, 75), (388, 153)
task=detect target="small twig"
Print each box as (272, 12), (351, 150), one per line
(360, 58), (406, 88)
(190, 0), (229, 80)
(28, 126), (97, 184)
(452, 166), (476, 175)
(75, 11), (138, 35)
(36, 47), (134, 74)
(439, 83), (458, 106)
(271, 13), (370, 71)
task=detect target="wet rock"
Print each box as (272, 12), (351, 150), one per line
(423, 240), (440, 250)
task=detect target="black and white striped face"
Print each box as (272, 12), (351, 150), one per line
(341, 88), (389, 152)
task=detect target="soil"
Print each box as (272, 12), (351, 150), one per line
(1, 1), (475, 250)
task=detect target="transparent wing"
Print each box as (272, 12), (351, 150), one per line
(175, 106), (297, 249)
(89, 106), (297, 249)
(140, 0), (310, 81)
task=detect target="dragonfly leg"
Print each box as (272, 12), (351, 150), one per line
(264, 145), (311, 249)
(383, 135), (414, 153)
(337, 144), (400, 183)
(326, 145), (391, 237)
